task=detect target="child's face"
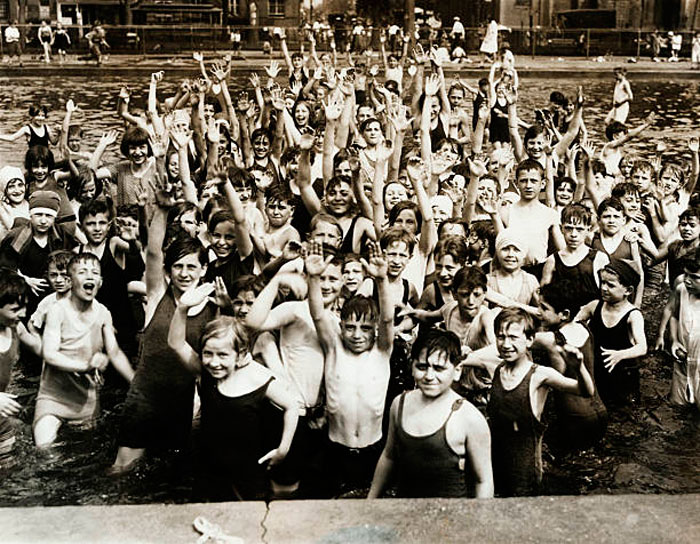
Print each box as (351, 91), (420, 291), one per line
(5, 178), (26, 205)
(385, 240), (411, 279)
(658, 169), (681, 196)
(599, 270), (631, 303)
(169, 252), (206, 293)
(70, 259), (103, 302)
(335, 160), (352, 178)
(167, 153), (180, 179)
(363, 121), (383, 146)
(320, 262), (343, 305)
(393, 208), (418, 235)
(431, 197), (453, 227)
(31, 161), (49, 183)
(340, 313), (376, 354)
(497, 243), (525, 272)
(561, 220), (589, 250)
(252, 135), (271, 159)
(683, 268), (700, 297)
(0, 300), (26, 328)
(232, 181), (253, 204)
(537, 300), (565, 329)
(32, 111), (47, 125)
(326, 180), (354, 216)
(357, 106), (373, 125)
(294, 103), (311, 127)
(516, 168), (544, 201)
(455, 284), (486, 318)
(599, 207), (625, 235)
(619, 192), (641, 218)
(678, 216), (700, 242)
(265, 199), (294, 228)
(211, 220), (237, 259)
(67, 134), (82, 153)
(47, 263), (71, 294)
(434, 254), (460, 289)
(495, 321), (533, 364)
(384, 183), (407, 211)
(292, 55), (303, 69)
(232, 289), (256, 320)
(342, 261), (364, 294)
(82, 212), (110, 245)
(631, 169), (653, 193)
(128, 143), (149, 166)
(525, 134), (547, 160)
(30, 211), (55, 234)
(201, 335), (241, 380)
(477, 178), (497, 201)
(619, 157), (634, 178)
(412, 348), (459, 398)
(448, 89), (465, 108)
(309, 221), (342, 249)
(179, 210), (199, 237)
(555, 182), (575, 207)
(79, 179), (97, 202)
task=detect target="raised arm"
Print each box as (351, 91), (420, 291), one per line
(167, 284), (214, 376)
(297, 134), (322, 215)
(305, 242), (337, 355)
(362, 242), (394, 353)
(222, 179), (254, 259)
(406, 157), (437, 256)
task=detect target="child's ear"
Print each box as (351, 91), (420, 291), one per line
(560, 309), (570, 322)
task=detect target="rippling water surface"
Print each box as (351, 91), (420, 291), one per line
(0, 73), (698, 506)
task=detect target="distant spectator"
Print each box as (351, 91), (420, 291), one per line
(4, 20), (22, 67)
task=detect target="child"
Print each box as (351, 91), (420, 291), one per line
(535, 281), (608, 450)
(168, 285), (298, 501)
(368, 328), (493, 499)
(576, 260), (647, 407)
(667, 247), (700, 409)
(601, 113), (655, 176)
(541, 203), (609, 313)
(0, 166), (29, 234)
(254, 181), (300, 263)
(418, 235), (468, 314)
(341, 253), (365, 304)
(33, 252), (134, 447)
(605, 68), (633, 126)
(28, 250), (72, 337)
(500, 159), (564, 272)
(306, 240), (394, 496)
(466, 308), (594, 497)
(0, 105), (58, 150)
(0, 273), (42, 467)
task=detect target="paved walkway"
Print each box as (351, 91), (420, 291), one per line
(2, 53), (700, 79)
(1, 494), (697, 543)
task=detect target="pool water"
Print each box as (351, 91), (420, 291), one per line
(0, 74), (698, 506)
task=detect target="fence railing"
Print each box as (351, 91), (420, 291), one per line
(1, 24), (697, 60)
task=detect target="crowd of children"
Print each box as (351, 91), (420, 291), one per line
(0, 34), (698, 502)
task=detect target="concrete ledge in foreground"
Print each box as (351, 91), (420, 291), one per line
(1, 494), (698, 543)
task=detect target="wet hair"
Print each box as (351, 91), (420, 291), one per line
(611, 182), (639, 200)
(494, 307), (535, 339)
(68, 252), (101, 275)
(359, 117), (382, 134)
(629, 159), (653, 179)
(434, 234), (468, 265)
(605, 121), (628, 142)
(470, 219), (497, 256)
(291, 52), (303, 61)
(24, 145), (55, 173)
(116, 204), (139, 220)
(340, 295), (378, 324)
(67, 164), (102, 202)
(120, 127), (152, 158)
(515, 158), (545, 180)
(47, 250), (72, 273)
(683, 246), (700, 274)
(659, 163), (685, 189)
(28, 104), (48, 118)
(437, 219), (469, 239)
(478, 77), (489, 88)
(597, 197), (625, 216)
(265, 181), (295, 206)
(380, 226), (416, 254)
(309, 212), (343, 241)
(561, 203), (592, 226)
(539, 279), (581, 318)
(388, 200), (422, 234)
(523, 124), (547, 146)
(411, 328), (462, 367)
(451, 265), (487, 296)
(163, 233), (207, 271)
(591, 158), (608, 177)
(679, 206), (700, 224)
(167, 201), (201, 225)
(79, 198), (112, 224)
(0, 270), (28, 308)
(200, 316), (249, 355)
(549, 91), (567, 107)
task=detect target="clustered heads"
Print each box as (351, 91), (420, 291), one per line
(0, 33), (698, 503)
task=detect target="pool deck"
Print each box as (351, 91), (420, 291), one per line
(2, 53), (700, 79)
(1, 493), (698, 543)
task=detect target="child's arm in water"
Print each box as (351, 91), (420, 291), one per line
(257, 374), (299, 468)
(367, 395), (399, 498)
(102, 320), (134, 383)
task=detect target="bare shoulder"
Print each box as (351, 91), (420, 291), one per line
(453, 397), (488, 429)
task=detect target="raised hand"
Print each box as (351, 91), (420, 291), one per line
(192, 51), (203, 62)
(429, 46), (442, 67)
(65, 99), (78, 113)
(151, 70), (164, 83)
(406, 156), (426, 182)
(406, 64), (417, 77)
(424, 74), (440, 96)
(376, 140), (394, 162)
(304, 241), (332, 277)
(389, 108), (414, 133)
(299, 133), (314, 151)
(413, 43), (426, 63)
(153, 173), (176, 209)
(179, 282), (215, 309)
(468, 157), (488, 179)
(212, 276), (233, 310)
(119, 86), (131, 100)
(149, 131), (169, 159)
(478, 194), (499, 215)
(254, 170), (274, 192)
(323, 96), (344, 122)
(236, 92), (252, 113)
(360, 241), (388, 280)
(99, 129), (120, 148)
(368, 64), (379, 77)
(689, 136), (699, 153)
(116, 216), (138, 242)
(290, 81), (303, 97)
(265, 59), (281, 79)
(249, 72), (261, 88)
(270, 88), (286, 111)
(170, 123), (192, 150)
(313, 66), (324, 81)
(206, 117), (221, 144)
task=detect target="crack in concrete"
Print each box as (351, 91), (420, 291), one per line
(259, 500), (271, 544)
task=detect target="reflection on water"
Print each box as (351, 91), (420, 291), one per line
(0, 74), (698, 506)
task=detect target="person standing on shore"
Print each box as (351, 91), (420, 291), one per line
(605, 67), (633, 126)
(5, 20), (22, 67)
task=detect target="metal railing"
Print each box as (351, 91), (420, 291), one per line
(1, 24), (697, 60)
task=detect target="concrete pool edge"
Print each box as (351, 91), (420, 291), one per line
(1, 493), (698, 543)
